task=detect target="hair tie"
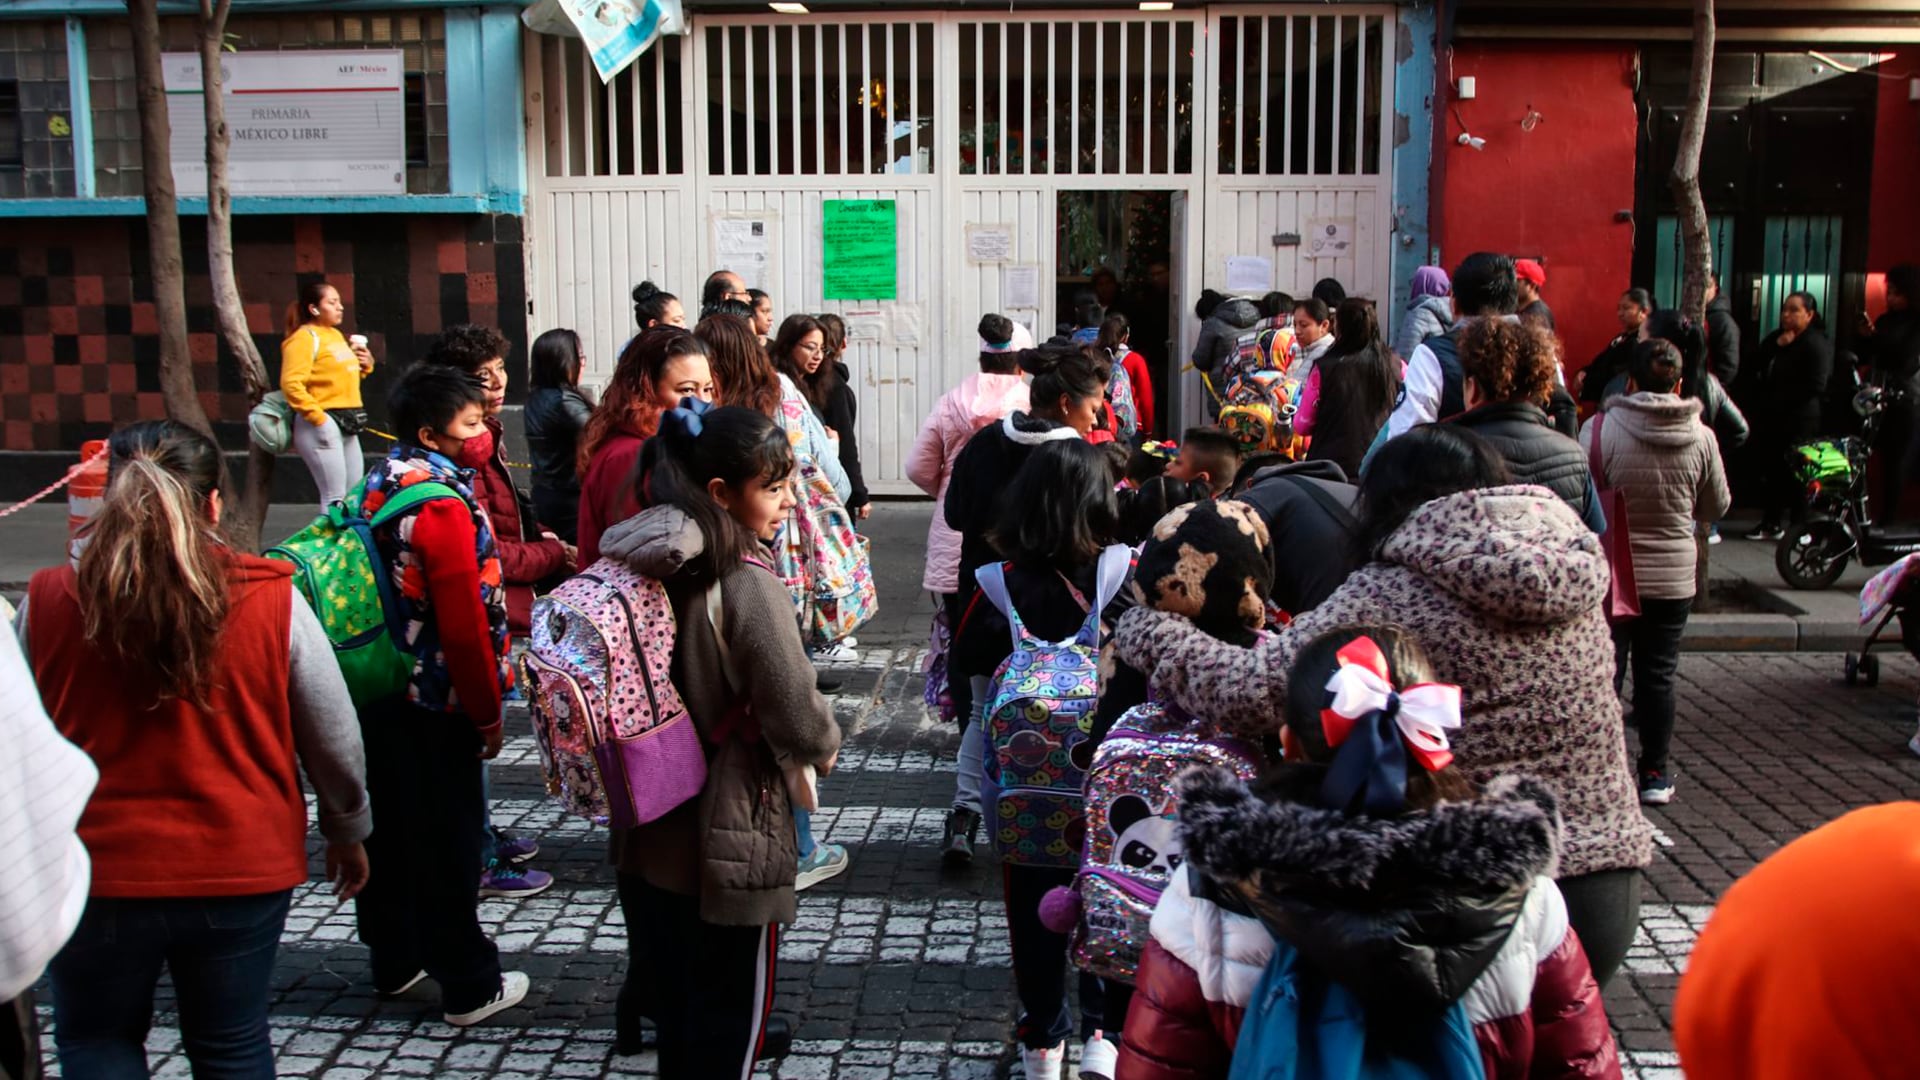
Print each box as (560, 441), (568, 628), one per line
(1318, 636), (1462, 814)
(662, 395), (714, 439)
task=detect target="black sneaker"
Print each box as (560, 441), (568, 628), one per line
(1743, 524), (1784, 542)
(756, 1016), (794, 1061)
(941, 806), (981, 866)
(1639, 770), (1675, 806)
(816, 670), (845, 693)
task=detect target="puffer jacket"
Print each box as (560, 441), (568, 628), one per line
(1115, 486), (1655, 879)
(1393, 293), (1454, 361)
(905, 372), (1030, 594)
(1191, 299), (1263, 379)
(474, 415), (569, 633)
(1451, 401), (1604, 533)
(602, 507), (842, 926)
(1582, 394), (1730, 601)
(1118, 770), (1620, 1080)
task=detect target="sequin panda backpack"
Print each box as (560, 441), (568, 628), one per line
(521, 558), (706, 829)
(1041, 701), (1262, 983)
(976, 544), (1133, 868)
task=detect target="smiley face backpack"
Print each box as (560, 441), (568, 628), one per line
(975, 545), (1132, 868)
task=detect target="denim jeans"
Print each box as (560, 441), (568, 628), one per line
(49, 890), (292, 1079)
(794, 808), (817, 859)
(1612, 595), (1694, 777)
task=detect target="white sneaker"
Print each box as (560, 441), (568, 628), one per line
(444, 970), (530, 1027)
(1079, 1034), (1119, 1079)
(816, 642), (860, 663)
(1020, 1042), (1066, 1080)
(842, 636), (859, 648)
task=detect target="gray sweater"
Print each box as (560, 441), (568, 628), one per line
(16, 594), (372, 847)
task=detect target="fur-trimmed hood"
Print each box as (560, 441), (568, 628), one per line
(1002, 409), (1082, 446)
(1176, 766), (1563, 1012)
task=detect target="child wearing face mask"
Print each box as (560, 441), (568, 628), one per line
(352, 364), (528, 1027)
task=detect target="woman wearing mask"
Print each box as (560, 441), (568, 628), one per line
(281, 281), (375, 509)
(1115, 425), (1654, 989)
(576, 327), (716, 566)
(1392, 265), (1453, 360)
(1300, 298), (1398, 478)
(774, 314), (868, 518)
(1746, 292), (1835, 540)
(20, 420), (371, 1077)
(524, 328), (593, 544)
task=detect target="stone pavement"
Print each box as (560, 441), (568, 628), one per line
(28, 643), (1920, 1078)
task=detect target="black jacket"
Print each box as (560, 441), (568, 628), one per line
(1233, 461), (1361, 619)
(1580, 333), (1637, 405)
(1756, 327), (1835, 440)
(1867, 309), (1920, 401)
(524, 386), (592, 499)
(811, 362), (869, 509)
(1305, 345), (1397, 480)
(948, 556), (1143, 726)
(1450, 401), (1604, 532)
(1706, 293), (1742, 386)
(944, 411), (1082, 600)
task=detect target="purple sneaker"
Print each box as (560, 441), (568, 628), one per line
(478, 860), (553, 899)
(493, 830), (539, 865)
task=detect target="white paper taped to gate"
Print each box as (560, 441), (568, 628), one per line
(713, 215), (775, 291)
(1225, 256), (1272, 294)
(966, 225), (1015, 265)
(845, 309), (887, 344)
(887, 302), (924, 347)
(1003, 264), (1042, 311)
(1307, 219), (1355, 258)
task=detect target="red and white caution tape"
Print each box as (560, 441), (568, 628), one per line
(0, 445), (109, 522)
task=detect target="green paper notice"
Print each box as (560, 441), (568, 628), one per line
(822, 199), (898, 300)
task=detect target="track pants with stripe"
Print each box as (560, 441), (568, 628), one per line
(618, 874), (777, 1079)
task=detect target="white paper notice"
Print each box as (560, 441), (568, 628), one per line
(1003, 264), (1042, 310)
(845, 309), (886, 343)
(713, 216), (774, 289)
(966, 224), (1015, 264)
(1225, 256), (1273, 294)
(1307, 219), (1355, 258)
(887, 302), (924, 347)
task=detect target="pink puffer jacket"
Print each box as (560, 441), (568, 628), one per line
(905, 372), (1030, 593)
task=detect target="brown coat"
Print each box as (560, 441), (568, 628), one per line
(1581, 394), (1730, 601)
(601, 507), (841, 926)
(1114, 486), (1655, 879)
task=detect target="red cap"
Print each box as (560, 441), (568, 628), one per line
(1514, 259), (1546, 287)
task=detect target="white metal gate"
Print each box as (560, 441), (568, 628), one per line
(525, 5), (1398, 492)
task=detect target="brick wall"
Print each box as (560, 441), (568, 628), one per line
(0, 212), (528, 454)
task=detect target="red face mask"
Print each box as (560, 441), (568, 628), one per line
(452, 428), (494, 470)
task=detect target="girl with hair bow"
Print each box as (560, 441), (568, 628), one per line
(1115, 625), (1621, 1080)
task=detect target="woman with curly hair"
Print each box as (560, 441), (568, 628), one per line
(1446, 317), (1606, 533)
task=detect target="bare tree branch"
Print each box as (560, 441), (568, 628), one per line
(1669, 0), (1716, 326)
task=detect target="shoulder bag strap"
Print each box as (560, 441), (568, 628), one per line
(365, 480), (459, 528)
(974, 561), (1031, 653)
(1277, 474), (1360, 537)
(1587, 413), (1607, 479)
(1075, 544), (1132, 645)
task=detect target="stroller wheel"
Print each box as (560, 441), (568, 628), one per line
(1861, 653), (1881, 687)
(1845, 653), (1861, 685)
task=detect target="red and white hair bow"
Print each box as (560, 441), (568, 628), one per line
(1319, 636), (1463, 773)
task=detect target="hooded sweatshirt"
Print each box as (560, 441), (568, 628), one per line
(1115, 486), (1655, 879)
(1394, 293), (1455, 361)
(905, 371), (1031, 593)
(1118, 770), (1620, 1080)
(1191, 298), (1264, 379)
(942, 410), (1082, 600)
(1582, 393), (1730, 600)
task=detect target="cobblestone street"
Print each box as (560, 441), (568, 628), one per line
(29, 647), (1920, 1078)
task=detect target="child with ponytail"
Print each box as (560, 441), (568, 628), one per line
(19, 419), (373, 1073)
(1116, 625), (1619, 1080)
(594, 400), (841, 1075)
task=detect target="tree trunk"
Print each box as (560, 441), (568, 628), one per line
(1670, 0), (1717, 602)
(197, 0), (276, 552)
(129, 0), (211, 440)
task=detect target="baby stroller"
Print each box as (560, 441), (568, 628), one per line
(1848, 554), (1920, 685)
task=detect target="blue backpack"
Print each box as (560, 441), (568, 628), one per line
(1228, 939), (1486, 1080)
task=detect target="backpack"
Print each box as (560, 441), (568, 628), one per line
(1107, 352), (1140, 443)
(1224, 319), (1295, 389)
(521, 558), (705, 829)
(788, 457), (879, 647)
(1229, 940), (1483, 1080)
(976, 545), (1132, 867)
(1071, 702), (1262, 983)
(1219, 369), (1301, 454)
(266, 477), (461, 707)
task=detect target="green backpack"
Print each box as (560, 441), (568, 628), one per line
(266, 478), (460, 706)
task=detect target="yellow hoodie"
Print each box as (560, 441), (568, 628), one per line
(280, 324), (366, 425)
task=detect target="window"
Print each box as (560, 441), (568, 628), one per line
(543, 33), (684, 178)
(0, 80), (20, 169)
(0, 21), (75, 198)
(1216, 12), (1386, 177)
(405, 73), (429, 169)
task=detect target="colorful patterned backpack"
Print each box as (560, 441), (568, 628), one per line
(779, 457), (879, 648)
(976, 545), (1132, 868)
(1107, 353), (1140, 443)
(266, 476), (460, 707)
(1223, 318), (1295, 389)
(1070, 702), (1262, 982)
(1219, 369), (1300, 454)
(521, 558), (705, 828)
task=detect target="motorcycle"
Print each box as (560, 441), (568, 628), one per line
(1776, 386), (1920, 589)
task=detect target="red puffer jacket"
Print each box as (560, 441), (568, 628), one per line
(474, 416), (570, 632)
(1117, 771), (1621, 1080)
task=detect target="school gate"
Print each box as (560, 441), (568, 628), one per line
(524, 5), (1402, 494)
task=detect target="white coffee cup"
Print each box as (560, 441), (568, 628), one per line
(348, 334), (369, 349)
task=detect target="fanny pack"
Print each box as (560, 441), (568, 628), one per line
(327, 409), (370, 438)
